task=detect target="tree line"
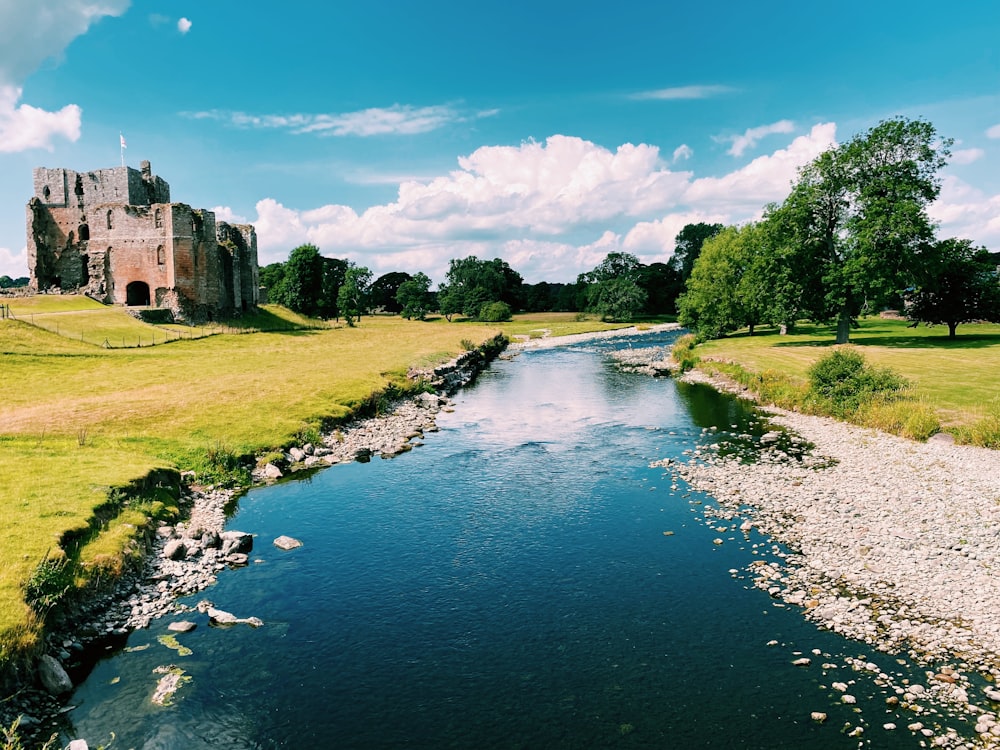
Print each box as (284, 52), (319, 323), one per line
(676, 117), (1000, 341)
(258, 238), (702, 324)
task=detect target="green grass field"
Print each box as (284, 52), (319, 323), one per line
(696, 318), (1000, 427)
(0, 302), (515, 668)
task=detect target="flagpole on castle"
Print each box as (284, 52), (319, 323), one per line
(120, 133), (127, 167)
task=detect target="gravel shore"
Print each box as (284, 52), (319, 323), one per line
(667, 367), (1000, 747)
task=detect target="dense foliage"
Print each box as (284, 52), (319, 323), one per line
(677, 117), (1000, 342)
(807, 349), (908, 417)
(904, 239), (1000, 337)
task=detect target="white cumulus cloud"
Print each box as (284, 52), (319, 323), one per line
(720, 119), (797, 157)
(986, 124), (1000, 139)
(177, 17), (192, 34)
(0, 1), (127, 152)
(0, 245), (28, 278)
(929, 175), (1000, 248)
(0, 85), (81, 152)
(244, 128), (835, 282)
(950, 148), (985, 165)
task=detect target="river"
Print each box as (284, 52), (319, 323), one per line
(65, 330), (930, 748)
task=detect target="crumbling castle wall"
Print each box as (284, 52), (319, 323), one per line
(26, 161), (257, 322)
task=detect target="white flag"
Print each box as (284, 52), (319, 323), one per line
(120, 133), (127, 149)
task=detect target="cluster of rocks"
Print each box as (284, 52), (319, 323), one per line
(2, 337), (507, 747)
(606, 345), (677, 376)
(654, 380), (1000, 747)
(510, 323), (680, 351)
(253, 391), (451, 481)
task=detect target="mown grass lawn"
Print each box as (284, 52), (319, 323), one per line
(697, 318), (1000, 426)
(0, 305), (510, 667)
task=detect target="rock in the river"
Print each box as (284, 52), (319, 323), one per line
(167, 620), (197, 633)
(163, 538), (187, 560)
(67, 740), (89, 750)
(37, 654), (72, 695)
(220, 530), (253, 556)
(273, 535), (303, 551)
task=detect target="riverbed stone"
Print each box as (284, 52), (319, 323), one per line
(37, 654), (72, 695)
(273, 535), (303, 551)
(163, 539), (187, 560)
(167, 620), (197, 633)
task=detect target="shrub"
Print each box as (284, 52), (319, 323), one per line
(855, 398), (941, 441)
(24, 556), (74, 613)
(478, 301), (512, 322)
(956, 399), (1000, 448)
(671, 333), (699, 372)
(807, 349), (908, 417)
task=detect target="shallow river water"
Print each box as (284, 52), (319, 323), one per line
(66, 331), (934, 748)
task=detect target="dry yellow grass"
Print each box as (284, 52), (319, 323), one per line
(0, 305), (505, 667)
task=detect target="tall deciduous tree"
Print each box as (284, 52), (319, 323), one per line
(337, 263), (373, 326)
(678, 225), (773, 337)
(670, 223), (724, 282)
(784, 117), (951, 343)
(369, 272), (411, 313)
(905, 238), (1000, 338)
(579, 252), (647, 321)
(396, 272), (434, 320)
(438, 256), (523, 320)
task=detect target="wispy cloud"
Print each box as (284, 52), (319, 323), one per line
(177, 17), (192, 34)
(672, 144), (693, 162)
(951, 147), (985, 165)
(630, 85), (733, 101)
(986, 124), (1000, 139)
(182, 104), (497, 137)
(716, 119), (796, 157)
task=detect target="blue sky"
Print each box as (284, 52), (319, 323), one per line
(2, 1), (1000, 284)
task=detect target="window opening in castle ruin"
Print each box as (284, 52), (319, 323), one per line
(79, 224), (89, 241)
(43, 186), (50, 200)
(106, 210), (113, 230)
(154, 208), (162, 228)
(126, 281), (150, 306)
(157, 246), (165, 265)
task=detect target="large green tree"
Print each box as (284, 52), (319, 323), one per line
(678, 225), (773, 337)
(337, 263), (373, 326)
(905, 238), (1000, 338)
(579, 252), (647, 321)
(396, 272), (434, 320)
(438, 256), (523, 320)
(784, 117), (951, 342)
(369, 272), (411, 313)
(274, 244), (324, 317)
(669, 223), (724, 282)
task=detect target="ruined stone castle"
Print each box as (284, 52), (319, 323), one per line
(26, 161), (258, 321)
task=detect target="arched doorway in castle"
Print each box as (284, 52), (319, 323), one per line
(126, 281), (151, 306)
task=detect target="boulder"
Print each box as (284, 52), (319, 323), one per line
(220, 530), (253, 556)
(67, 741), (89, 750)
(167, 620), (197, 633)
(288, 447), (306, 462)
(163, 539), (187, 560)
(262, 463), (283, 480)
(273, 535), (303, 551)
(37, 654), (72, 695)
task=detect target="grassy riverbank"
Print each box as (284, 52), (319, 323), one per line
(0, 301), (517, 670)
(691, 318), (1000, 442)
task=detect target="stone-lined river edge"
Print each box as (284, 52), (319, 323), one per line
(651, 362), (1000, 749)
(0, 339), (504, 747)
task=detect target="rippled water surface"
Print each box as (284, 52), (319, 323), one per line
(67, 332), (928, 749)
